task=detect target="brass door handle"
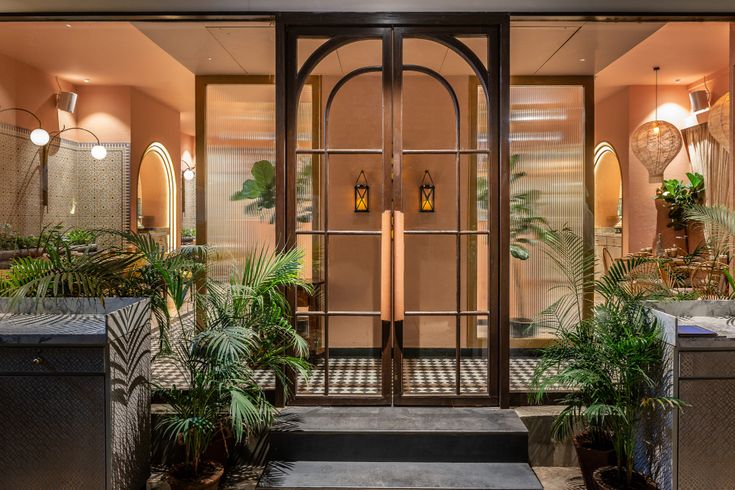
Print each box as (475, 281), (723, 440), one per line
(381, 210), (391, 322)
(394, 211), (404, 322)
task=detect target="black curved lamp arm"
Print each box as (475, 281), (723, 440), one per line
(49, 126), (101, 146)
(182, 159), (194, 171)
(0, 106), (43, 128)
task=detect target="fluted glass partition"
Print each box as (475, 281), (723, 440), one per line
(477, 83), (587, 391)
(204, 82), (313, 279)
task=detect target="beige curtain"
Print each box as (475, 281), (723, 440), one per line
(682, 122), (730, 206)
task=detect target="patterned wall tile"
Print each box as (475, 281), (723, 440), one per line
(0, 124), (130, 240)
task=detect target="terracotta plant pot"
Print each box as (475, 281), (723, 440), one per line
(572, 433), (616, 490)
(167, 461), (224, 490)
(592, 465), (658, 490)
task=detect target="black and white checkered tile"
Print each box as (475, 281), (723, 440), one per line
(150, 315), (554, 394)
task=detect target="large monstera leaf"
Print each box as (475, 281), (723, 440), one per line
(231, 160), (276, 221)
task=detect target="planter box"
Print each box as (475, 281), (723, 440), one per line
(0, 298), (151, 490)
(645, 301), (735, 490)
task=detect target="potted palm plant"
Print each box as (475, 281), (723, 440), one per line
(531, 228), (684, 489)
(655, 172), (704, 253)
(155, 248), (311, 490)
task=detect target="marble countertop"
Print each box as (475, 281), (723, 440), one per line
(649, 301), (735, 348)
(0, 313), (107, 345)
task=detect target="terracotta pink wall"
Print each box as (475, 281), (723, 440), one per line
(595, 89), (630, 252)
(130, 88), (181, 243)
(74, 85), (131, 142)
(0, 51), (75, 135)
(596, 84), (694, 253)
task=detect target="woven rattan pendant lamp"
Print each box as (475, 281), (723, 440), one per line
(630, 66), (683, 182)
(708, 92), (730, 152)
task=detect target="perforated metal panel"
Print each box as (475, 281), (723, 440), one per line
(679, 350), (735, 378)
(678, 378), (735, 489)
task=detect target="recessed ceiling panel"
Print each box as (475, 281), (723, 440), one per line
(207, 26), (276, 74)
(510, 23), (580, 75)
(534, 22), (664, 76)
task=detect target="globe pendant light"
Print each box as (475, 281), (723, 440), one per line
(630, 66), (683, 181)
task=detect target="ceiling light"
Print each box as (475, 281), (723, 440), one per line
(65, 24), (71, 28)
(83, 78), (90, 83)
(208, 57), (213, 61)
(578, 58), (586, 62)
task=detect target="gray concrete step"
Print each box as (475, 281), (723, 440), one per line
(267, 407), (529, 463)
(256, 461), (543, 489)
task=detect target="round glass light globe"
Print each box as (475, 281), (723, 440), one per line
(90, 144), (107, 160)
(30, 128), (50, 146)
(183, 168), (195, 181)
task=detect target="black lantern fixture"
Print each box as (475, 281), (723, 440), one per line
(419, 170), (435, 212)
(354, 170), (369, 212)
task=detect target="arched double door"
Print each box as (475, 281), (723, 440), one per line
(284, 19), (506, 406)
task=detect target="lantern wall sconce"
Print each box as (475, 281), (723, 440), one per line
(354, 170), (369, 212)
(419, 170), (435, 212)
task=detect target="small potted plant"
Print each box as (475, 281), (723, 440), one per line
(655, 172), (704, 253)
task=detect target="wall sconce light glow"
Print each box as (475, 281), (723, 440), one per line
(183, 168), (195, 181)
(30, 128), (50, 146)
(90, 144), (107, 160)
(419, 170), (435, 212)
(354, 170), (369, 212)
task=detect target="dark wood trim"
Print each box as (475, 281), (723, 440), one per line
(496, 19), (511, 408)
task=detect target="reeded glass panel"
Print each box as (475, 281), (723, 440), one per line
(205, 84), (276, 279)
(328, 316), (382, 395)
(206, 83), (313, 280)
(506, 85), (585, 338)
(460, 153), (489, 231)
(295, 154), (323, 231)
(402, 315), (457, 395)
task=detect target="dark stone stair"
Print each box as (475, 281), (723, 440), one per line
(257, 407), (542, 489)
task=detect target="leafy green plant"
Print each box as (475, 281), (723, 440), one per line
(509, 154), (547, 260)
(64, 228), (97, 246)
(231, 160), (276, 222)
(0, 223), (45, 251)
(155, 248), (310, 479)
(182, 228), (196, 239)
(0, 229), (208, 352)
(656, 172), (704, 232)
(531, 228), (684, 487)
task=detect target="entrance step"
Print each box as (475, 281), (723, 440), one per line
(267, 407), (530, 463)
(257, 461), (543, 489)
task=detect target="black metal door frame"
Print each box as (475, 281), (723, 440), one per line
(278, 13), (509, 407)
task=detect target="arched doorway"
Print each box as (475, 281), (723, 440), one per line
(594, 142), (623, 274)
(284, 23), (502, 406)
(137, 142), (177, 251)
